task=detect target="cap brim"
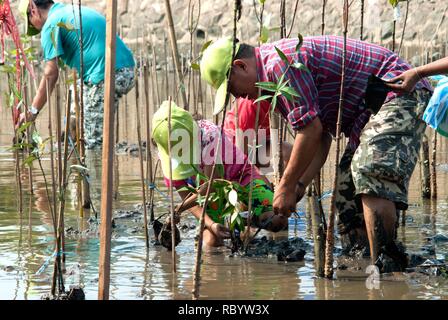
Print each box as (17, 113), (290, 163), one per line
(158, 147), (198, 181)
(213, 80), (229, 116)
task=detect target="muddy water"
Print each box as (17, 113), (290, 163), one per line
(1, 81), (448, 300)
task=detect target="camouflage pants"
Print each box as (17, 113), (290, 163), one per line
(336, 90), (432, 235)
(72, 67), (135, 149)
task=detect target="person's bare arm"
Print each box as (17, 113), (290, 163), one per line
(273, 117), (323, 216)
(386, 57), (448, 92)
(295, 132), (332, 198)
(16, 59), (59, 128)
(176, 189), (230, 239)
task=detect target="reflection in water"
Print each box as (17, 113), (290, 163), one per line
(1, 107), (448, 300)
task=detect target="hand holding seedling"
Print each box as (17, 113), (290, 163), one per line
(16, 110), (37, 131)
(273, 181), (298, 218)
(209, 222), (231, 240)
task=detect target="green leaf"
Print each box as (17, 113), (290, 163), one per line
(57, 22), (75, 31)
(191, 63), (200, 71)
(258, 0), (266, 4)
(254, 95), (273, 104)
(23, 154), (37, 167)
(291, 62), (309, 72)
(32, 131), (43, 146)
(259, 25), (269, 44)
(255, 81), (278, 92)
(389, 0), (399, 7)
(177, 185), (198, 194)
(216, 164), (224, 178)
(17, 121), (33, 134)
(281, 86), (301, 98)
(275, 46), (290, 66)
(200, 40), (213, 54)
(295, 33), (304, 52)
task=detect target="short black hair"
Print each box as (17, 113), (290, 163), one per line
(235, 43), (255, 60)
(33, 0), (55, 10)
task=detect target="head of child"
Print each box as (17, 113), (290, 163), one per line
(200, 37), (258, 116)
(152, 101), (200, 181)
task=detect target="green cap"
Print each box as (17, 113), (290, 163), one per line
(200, 37), (240, 115)
(152, 101), (199, 181)
(19, 0), (41, 36)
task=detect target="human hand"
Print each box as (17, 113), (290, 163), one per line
(384, 69), (420, 93)
(15, 109), (38, 131)
(273, 181), (298, 218)
(209, 222), (231, 239)
(165, 213), (180, 226)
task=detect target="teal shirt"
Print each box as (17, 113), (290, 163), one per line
(41, 3), (135, 84)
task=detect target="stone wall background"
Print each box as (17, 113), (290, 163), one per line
(10, 0), (448, 62)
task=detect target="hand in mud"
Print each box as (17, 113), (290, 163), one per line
(209, 223), (231, 240)
(15, 111), (37, 131)
(384, 69), (420, 93)
(165, 214), (180, 226)
(273, 181), (297, 218)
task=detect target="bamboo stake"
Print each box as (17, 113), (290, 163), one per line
(151, 37), (161, 106)
(72, 71), (84, 217)
(309, 186), (325, 277)
(360, 0), (364, 40)
(143, 62), (155, 223)
(324, 0), (349, 279)
(98, 0), (117, 300)
(431, 131), (437, 199)
(167, 98), (177, 272)
(47, 80), (64, 296)
(135, 75), (150, 248)
(397, 0), (409, 56)
(192, 0), (241, 300)
(23, 83), (34, 195)
(77, 1), (91, 211)
(60, 88), (72, 264)
(321, 0), (327, 35)
(421, 134), (431, 199)
(163, 0), (188, 109)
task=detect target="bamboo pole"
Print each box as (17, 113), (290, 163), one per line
(77, 1), (91, 211)
(135, 75), (150, 249)
(360, 0), (364, 40)
(60, 88), (72, 264)
(98, 0), (117, 300)
(23, 82), (34, 195)
(167, 98), (177, 272)
(324, 0), (349, 279)
(309, 186), (325, 277)
(72, 71), (84, 217)
(143, 62), (155, 223)
(431, 131), (437, 199)
(163, 0), (188, 109)
(421, 134), (431, 199)
(321, 0), (326, 35)
(192, 0), (240, 300)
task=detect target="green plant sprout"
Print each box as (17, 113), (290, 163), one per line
(254, 34), (306, 113)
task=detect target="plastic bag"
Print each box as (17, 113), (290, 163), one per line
(422, 76), (448, 137)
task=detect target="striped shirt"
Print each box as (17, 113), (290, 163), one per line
(255, 36), (432, 150)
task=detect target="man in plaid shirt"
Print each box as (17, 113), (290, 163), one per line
(201, 36), (433, 271)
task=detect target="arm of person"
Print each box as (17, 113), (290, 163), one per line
(176, 189), (230, 239)
(273, 117), (323, 216)
(295, 131), (332, 200)
(386, 57), (448, 92)
(174, 164), (220, 214)
(16, 58), (59, 128)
